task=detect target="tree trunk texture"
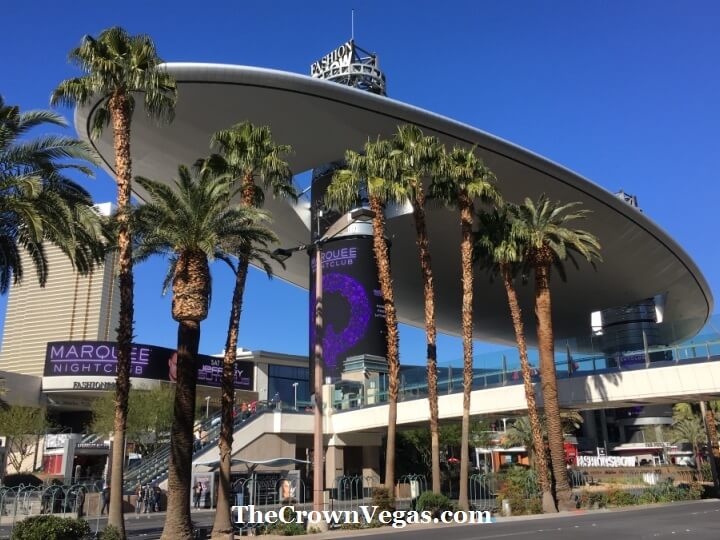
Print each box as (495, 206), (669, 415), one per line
(108, 92), (133, 538)
(411, 190), (441, 493)
(161, 320), (201, 540)
(501, 264), (556, 513)
(211, 172), (256, 538)
(706, 405), (720, 459)
(369, 196), (400, 491)
(172, 251), (211, 322)
(534, 264), (573, 510)
(211, 259), (249, 540)
(458, 195), (473, 511)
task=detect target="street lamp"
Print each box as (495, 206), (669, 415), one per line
(205, 396), (211, 419)
(273, 207), (375, 513)
(292, 382), (299, 411)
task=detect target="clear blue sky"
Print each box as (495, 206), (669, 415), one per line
(1, 1), (719, 368)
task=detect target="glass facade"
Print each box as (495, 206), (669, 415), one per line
(268, 365), (309, 405)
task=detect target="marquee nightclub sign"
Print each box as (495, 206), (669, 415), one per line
(310, 40), (354, 78)
(44, 341), (253, 391)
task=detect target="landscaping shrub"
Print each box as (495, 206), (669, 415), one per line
(1, 474), (43, 488)
(372, 487), (395, 512)
(416, 492), (453, 517)
(495, 465), (540, 515)
(99, 525), (123, 540)
(260, 521), (306, 535)
(11, 515), (91, 540)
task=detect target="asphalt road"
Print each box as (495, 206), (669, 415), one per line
(1, 500), (719, 539)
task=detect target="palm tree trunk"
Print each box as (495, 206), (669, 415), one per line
(534, 263), (573, 509)
(501, 264), (556, 513)
(211, 172), (255, 538)
(108, 91), (133, 537)
(161, 319), (201, 540)
(369, 196), (400, 491)
(411, 190), (441, 493)
(458, 195), (473, 511)
(211, 259), (249, 540)
(705, 405), (720, 459)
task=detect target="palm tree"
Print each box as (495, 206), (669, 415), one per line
(326, 139), (402, 489)
(52, 27), (176, 535)
(132, 166), (270, 540)
(0, 96), (106, 292)
(197, 122), (293, 538)
(386, 125), (444, 493)
(512, 195), (601, 510)
(671, 417), (705, 466)
(504, 412), (584, 467)
(474, 205), (555, 512)
(430, 146), (500, 509)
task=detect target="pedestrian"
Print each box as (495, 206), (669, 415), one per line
(100, 484), (110, 515)
(144, 484), (153, 513)
(135, 484), (143, 515)
(154, 485), (162, 512)
(75, 487), (85, 519)
(240, 401), (248, 420)
(193, 481), (202, 509)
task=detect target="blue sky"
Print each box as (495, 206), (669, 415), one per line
(1, 1), (719, 368)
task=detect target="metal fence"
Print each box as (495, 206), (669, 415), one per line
(0, 482), (106, 537)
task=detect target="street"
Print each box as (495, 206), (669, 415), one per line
(1, 500), (718, 539)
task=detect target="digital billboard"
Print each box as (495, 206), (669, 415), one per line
(44, 341), (254, 391)
(309, 236), (388, 381)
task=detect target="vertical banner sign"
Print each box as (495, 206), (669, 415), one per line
(309, 165), (387, 382)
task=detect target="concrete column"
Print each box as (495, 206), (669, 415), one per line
(362, 446), (381, 487)
(325, 446), (344, 490)
(582, 410), (599, 448)
(599, 409), (610, 446)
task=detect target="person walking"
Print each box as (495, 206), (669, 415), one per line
(193, 481), (203, 509)
(144, 484), (153, 513)
(135, 484), (143, 515)
(75, 487), (85, 519)
(100, 484), (110, 515)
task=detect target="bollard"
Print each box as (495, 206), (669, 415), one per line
(502, 499), (512, 517)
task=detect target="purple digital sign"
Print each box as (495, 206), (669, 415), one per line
(44, 341), (253, 390)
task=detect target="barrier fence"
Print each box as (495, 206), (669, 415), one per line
(0, 482), (106, 537)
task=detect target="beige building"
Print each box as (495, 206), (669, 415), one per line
(0, 203), (120, 380)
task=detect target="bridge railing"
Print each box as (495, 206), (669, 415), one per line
(331, 337), (720, 411)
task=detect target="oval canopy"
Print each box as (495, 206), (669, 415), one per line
(75, 63), (713, 347)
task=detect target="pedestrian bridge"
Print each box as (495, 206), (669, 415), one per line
(195, 340), (720, 466)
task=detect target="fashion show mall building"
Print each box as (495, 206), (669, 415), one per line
(0, 40), (717, 485)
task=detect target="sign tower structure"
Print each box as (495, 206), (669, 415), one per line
(308, 41), (388, 382)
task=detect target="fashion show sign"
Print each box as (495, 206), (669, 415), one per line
(310, 40), (354, 78)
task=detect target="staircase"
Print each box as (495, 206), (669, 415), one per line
(121, 403), (294, 493)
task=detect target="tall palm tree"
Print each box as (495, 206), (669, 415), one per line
(512, 195), (601, 510)
(0, 96), (106, 292)
(474, 205), (555, 512)
(197, 122), (293, 539)
(325, 139), (402, 489)
(386, 125), (444, 493)
(132, 166), (271, 540)
(430, 146), (500, 509)
(52, 27), (176, 535)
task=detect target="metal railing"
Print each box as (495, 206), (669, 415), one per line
(332, 337), (720, 411)
(0, 482), (106, 537)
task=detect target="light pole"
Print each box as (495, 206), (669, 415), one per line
(274, 207), (375, 513)
(292, 382), (299, 411)
(205, 396), (211, 419)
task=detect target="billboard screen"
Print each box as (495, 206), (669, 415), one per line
(44, 341), (254, 391)
(309, 236), (388, 381)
